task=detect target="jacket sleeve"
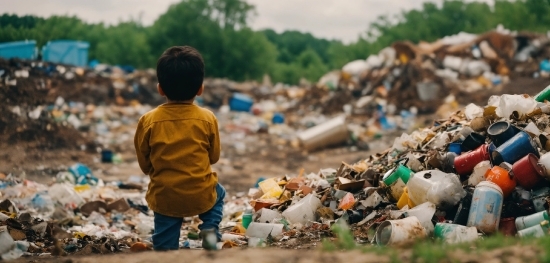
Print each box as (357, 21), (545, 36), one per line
(134, 117), (153, 175)
(209, 118), (221, 165)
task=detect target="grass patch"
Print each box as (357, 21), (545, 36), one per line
(321, 224), (550, 262)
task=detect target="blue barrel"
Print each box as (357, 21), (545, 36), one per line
(467, 181), (503, 234)
(229, 93), (253, 112)
(0, 40), (37, 60)
(492, 131), (539, 165)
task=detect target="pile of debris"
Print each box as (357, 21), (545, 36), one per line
(3, 89), (550, 259)
(225, 89), (550, 247)
(317, 27), (550, 114)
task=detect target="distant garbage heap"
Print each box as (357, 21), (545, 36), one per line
(319, 28), (550, 114)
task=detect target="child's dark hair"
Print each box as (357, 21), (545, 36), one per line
(156, 46), (204, 101)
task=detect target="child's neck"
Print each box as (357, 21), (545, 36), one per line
(166, 98), (195, 104)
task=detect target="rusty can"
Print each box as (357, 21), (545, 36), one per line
(498, 217), (517, 236)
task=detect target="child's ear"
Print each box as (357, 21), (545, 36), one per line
(157, 83), (166, 97)
(196, 84), (204, 96)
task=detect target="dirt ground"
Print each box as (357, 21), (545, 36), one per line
(12, 244), (543, 263)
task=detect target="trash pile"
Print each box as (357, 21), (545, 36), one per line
(229, 88), (550, 247)
(319, 27), (550, 114)
(0, 162), (162, 259)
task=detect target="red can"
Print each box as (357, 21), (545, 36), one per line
(498, 217), (517, 236)
(454, 144), (490, 176)
(512, 153), (544, 190)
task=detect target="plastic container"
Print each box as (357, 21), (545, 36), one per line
(229, 93), (254, 112)
(0, 40), (37, 60)
(375, 216), (427, 247)
(484, 166), (516, 198)
(467, 181), (503, 234)
(512, 154), (544, 190)
(383, 164), (413, 201)
(242, 209), (253, 229)
(403, 202), (436, 234)
(517, 220), (549, 238)
(281, 194), (321, 225)
(297, 115), (349, 151)
(454, 144), (490, 176)
(487, 121), (518, 147)
(407, 170), (465, 209)
(434, 223), (478, 244)
(492, 131), (539, 165)
(515, 211), (549, 231)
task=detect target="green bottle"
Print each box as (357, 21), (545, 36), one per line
(242, 209), (253, 229)
(535, 84), (550, 102)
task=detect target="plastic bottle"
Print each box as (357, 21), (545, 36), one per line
(242, 209), (253, 229)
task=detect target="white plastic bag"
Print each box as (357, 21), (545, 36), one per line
(495, 94), (537, 118)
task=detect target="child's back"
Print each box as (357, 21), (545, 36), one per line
(135, 102), (220, 217)
(134, 46), (224, 250)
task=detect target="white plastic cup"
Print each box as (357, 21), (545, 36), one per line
(375, 216), (427, 247)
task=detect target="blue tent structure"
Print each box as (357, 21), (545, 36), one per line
(42, 40), (90, 67)
(0, 40), (37, 60)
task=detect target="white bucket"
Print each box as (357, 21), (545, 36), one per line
(375, 216), (427, 247)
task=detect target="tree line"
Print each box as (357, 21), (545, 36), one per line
(0, 0), (549, 84)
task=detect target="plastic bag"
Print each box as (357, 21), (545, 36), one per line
(495, 94), (537, 118)
(464, 103), (484, 120)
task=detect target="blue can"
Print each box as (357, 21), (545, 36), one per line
(487, 121), (518, 147)
(467, 181), (503, 234)
(492, 131), (539, 165)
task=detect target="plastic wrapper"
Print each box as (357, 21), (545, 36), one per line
(338, 193), (356, 210)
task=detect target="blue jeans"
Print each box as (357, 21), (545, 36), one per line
(152, 183), (226, 250)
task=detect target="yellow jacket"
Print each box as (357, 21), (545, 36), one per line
(134, 103), (220, 217)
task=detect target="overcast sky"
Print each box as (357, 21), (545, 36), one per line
(2, 0), (493, 43)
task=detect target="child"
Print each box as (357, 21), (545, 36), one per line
(134, 46), (225, 250)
